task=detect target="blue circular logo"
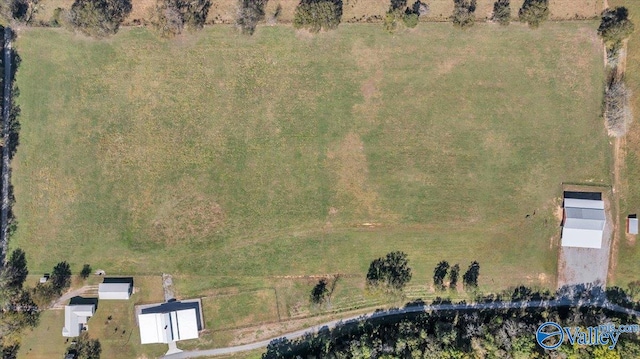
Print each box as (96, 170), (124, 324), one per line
(536, 322), (564, 350)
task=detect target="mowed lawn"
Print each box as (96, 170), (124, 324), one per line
(12, 23), (608, 291)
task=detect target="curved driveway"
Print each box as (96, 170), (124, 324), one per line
(163, 298), (640, 358)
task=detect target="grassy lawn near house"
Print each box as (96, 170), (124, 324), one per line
(202, 289), (280, 331)
(18, 310), (67, 359)
(11, 21), (608, 351)
(17, 276), (166, 358)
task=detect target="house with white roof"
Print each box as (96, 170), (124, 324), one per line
(62, 304), (95, 337)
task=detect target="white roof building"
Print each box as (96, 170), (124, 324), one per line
(628, 216), (638, 235)
(137, 300), (203, 344)
(98, 282), (132, 300)
(138, 308), (199, 344)
(561, 197), (606, 249)
(62, 304), (95, 337)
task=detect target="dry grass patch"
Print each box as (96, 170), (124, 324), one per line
(327, 133), (385, 221)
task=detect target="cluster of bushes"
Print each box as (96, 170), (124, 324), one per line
(64, 0), (132, 37)
(366, 251), (413, 291)
(65, 332), (101, 359)
(452, 0), (476, 28)
(433, 260), (479, 291)
(293, 0), (343, 33)
(236, 0), (267, 35)
(518, 0), (548, 28)
(383, 0), (427, 33)
(598, 7), (634, 138)
(492, 0), (510, 25)
(599, 7), (635, 62)
(150, 0), (211, 37)
(0, 0), (40, 24)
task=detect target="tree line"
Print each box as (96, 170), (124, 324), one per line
(272, 285), (640, 358)
(309, 251), (482, 307)
(0, 0), (583, 38)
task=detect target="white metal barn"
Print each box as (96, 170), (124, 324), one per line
(561, 197), (606, 249)
(138, 308), (199, 344)
(98, 282), (132, 300)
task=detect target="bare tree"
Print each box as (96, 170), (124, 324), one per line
(605, 74), (633, 137)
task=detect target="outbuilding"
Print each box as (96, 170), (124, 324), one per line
(137, 300), (203, 344)
(561, 193), (606, 249)
(628, 215), (638, 235)
(98, 282), (132, 300)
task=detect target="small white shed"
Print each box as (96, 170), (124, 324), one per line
(628, 216), (638, 235)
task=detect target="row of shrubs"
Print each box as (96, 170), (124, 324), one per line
(0, 0), (595, 38)
(294, 0), (552, 34)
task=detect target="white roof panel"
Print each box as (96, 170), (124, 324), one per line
(564, 198), (604, 210)
(561, 228), (603, 249)
(138, 309), (199, 344)
(564, 218), (605, 231)
(138, 313), (171, 344)
(99, 283), (131, 293)
(175, 309), (199, 340)
(629, 218), (638, 234)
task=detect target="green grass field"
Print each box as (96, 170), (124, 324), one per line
(608, 0), (640, 288)
(12, 21), (608, 312)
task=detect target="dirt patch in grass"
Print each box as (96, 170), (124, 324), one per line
(351, 40), (385, 128)
(327, 133), (383, 220)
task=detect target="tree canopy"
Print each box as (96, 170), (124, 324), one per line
(151, 0), (211, 37)
(518, 0), (548, 28)
(236, 0), (267, 35)
(463, 261), (480, 288)
(67, 332), (101, 359)
(449, 263), (460, 289)
(67, 0), (132, 37)
(2, 249), (28, 291)
(310, 279), (329, 304)
(80, 264), (92, 279)
(366, 251), (412, 290)
(433, 260), (449, 290)
(293, 0), (342, 33)
(598, 7), (635, 50)
(492, 0), (510, 25)
(50, 261), (72, 294)
(452, 0), (476, 28)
